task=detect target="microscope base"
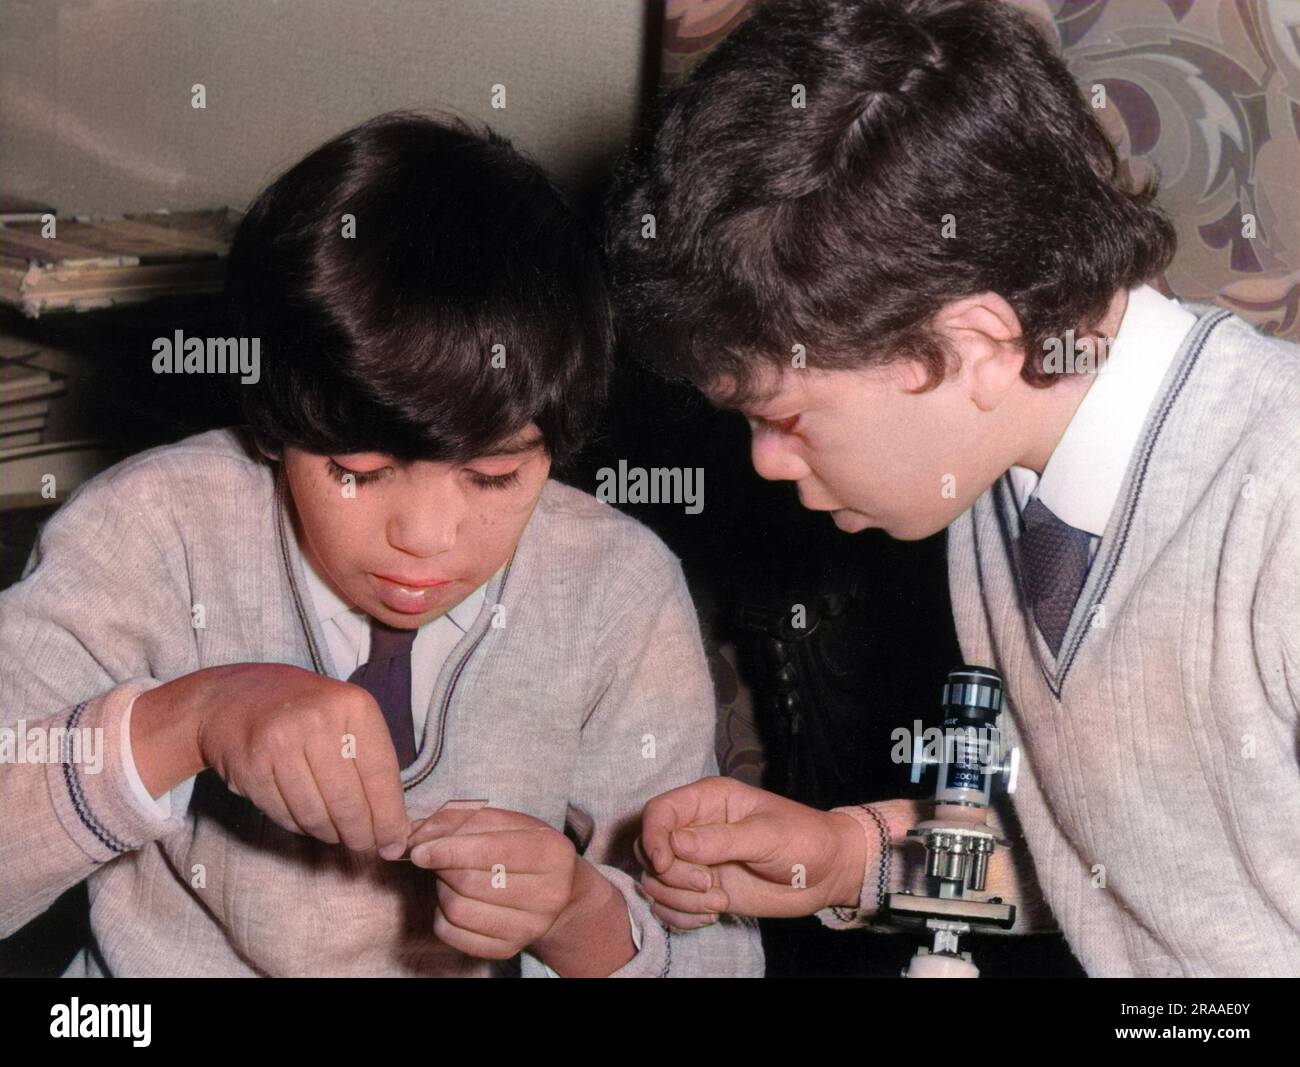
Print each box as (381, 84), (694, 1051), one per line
(904, 948), (980, 978)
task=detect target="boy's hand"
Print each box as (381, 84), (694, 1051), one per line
(405, 806), (583, 963)
(146, 661), (411, 858)
(638, 776), (916, 928)
(407, 806), (636, 974)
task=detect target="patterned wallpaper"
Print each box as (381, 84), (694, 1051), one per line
(658, 0), (1300, 341)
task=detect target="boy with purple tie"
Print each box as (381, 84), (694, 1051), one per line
(0, 111), (763, 978)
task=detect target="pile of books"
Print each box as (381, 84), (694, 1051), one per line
(0, 332), (122, 510)
(0, 197), (239, 509)
(0, 206), (238, 317)
(1, 358), (64, 450)
(0, 196), (240, 508)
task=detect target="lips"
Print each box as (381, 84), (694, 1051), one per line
(370, 573), (456, 615)
(373, 573), (452, 588)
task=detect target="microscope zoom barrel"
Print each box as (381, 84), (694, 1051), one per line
(935, 665), (1004, 807)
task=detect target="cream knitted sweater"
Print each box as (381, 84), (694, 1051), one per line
(0, 427), (764, 977)
(822, 305), (1299, 977)
(944, 305), (1300, 976)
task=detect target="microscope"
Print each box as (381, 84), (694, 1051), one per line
(886, 665), (1020, 977)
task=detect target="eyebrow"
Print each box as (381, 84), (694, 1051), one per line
(727, 399), (785, 419)
(477, 432), (547, 458)
(705, 384), (784, 416)
(704, 391), (754, 415)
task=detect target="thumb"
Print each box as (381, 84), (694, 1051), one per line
(670, 815), (775, 867)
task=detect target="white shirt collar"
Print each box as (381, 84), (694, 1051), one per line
(1007, 284), (1197, 537)
(298, 534), (486, 636)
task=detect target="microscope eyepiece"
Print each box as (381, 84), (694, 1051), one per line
(942, 665), (1003, 726)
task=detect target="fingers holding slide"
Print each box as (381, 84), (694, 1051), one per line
(648, 900), (722, 932)
(346, 703), (411, 857)
(633, 834), (716, 893)
(406, 802), (499, 849)
(668, 814), (778, 868)
(639, 775), (745, 874)
(639, 870), (729, 922)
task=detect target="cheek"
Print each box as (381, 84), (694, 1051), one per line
(813, 452), (868, 501)
(462, 482), (547, 551)
(295, 476), (381, 568)
(811, 421), (896, 494)
(813, 416), (944, 512)
(862, 407), (952, 484)
(464, 502), (526, 543)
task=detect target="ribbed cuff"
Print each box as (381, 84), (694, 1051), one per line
(44, 676), (189, 862)
(815, 803), (891, 931)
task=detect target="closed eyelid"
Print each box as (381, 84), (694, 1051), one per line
(328, 455), (391, 476)
(326, 458), (390, 484)
(752, 413), (800, 434)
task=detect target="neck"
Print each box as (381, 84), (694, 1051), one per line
(1013, 286), (1129, 474)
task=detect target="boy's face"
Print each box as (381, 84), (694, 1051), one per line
(725, 357), (1021, 541)
(283, 425), (551, 628)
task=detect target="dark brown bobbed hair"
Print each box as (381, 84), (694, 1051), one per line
(225, 109), (614, 470)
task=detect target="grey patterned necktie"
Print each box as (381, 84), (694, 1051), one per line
(347, 619), (419, 769)
(1017, 497), (1094, 657)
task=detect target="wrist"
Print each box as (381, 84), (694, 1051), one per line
(130, 674), (207, 797)
(825, 810), (871, 909)
(532, 859), (631, 976)
(535, 858), (607, 950)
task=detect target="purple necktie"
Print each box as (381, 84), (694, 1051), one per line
(347, 619), (419, 769)
(1017, 496), (1094, 657)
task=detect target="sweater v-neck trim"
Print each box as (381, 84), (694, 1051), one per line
(993, 305), (1232, 697)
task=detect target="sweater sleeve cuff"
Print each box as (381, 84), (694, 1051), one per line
(815, 804), (891, 931)
(44, 677), (192, 863)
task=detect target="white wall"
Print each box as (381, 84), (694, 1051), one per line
(0, 0), (651, 214)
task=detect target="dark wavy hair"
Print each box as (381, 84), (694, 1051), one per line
(225, 109), (613, 470)
(605, 0), (1177, 405)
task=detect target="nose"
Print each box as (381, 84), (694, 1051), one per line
(386, 479), (461, 558)
(750, 429), (811, 483)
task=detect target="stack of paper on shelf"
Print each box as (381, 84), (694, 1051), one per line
(0, 332), (119, 510)
(0, 362), (64, 448)
(0, 207), (238, 317)
(0, 194), (57, 225)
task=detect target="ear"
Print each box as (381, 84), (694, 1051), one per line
(930, 292), (1026, 412)
(252, 433), (282, 462)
